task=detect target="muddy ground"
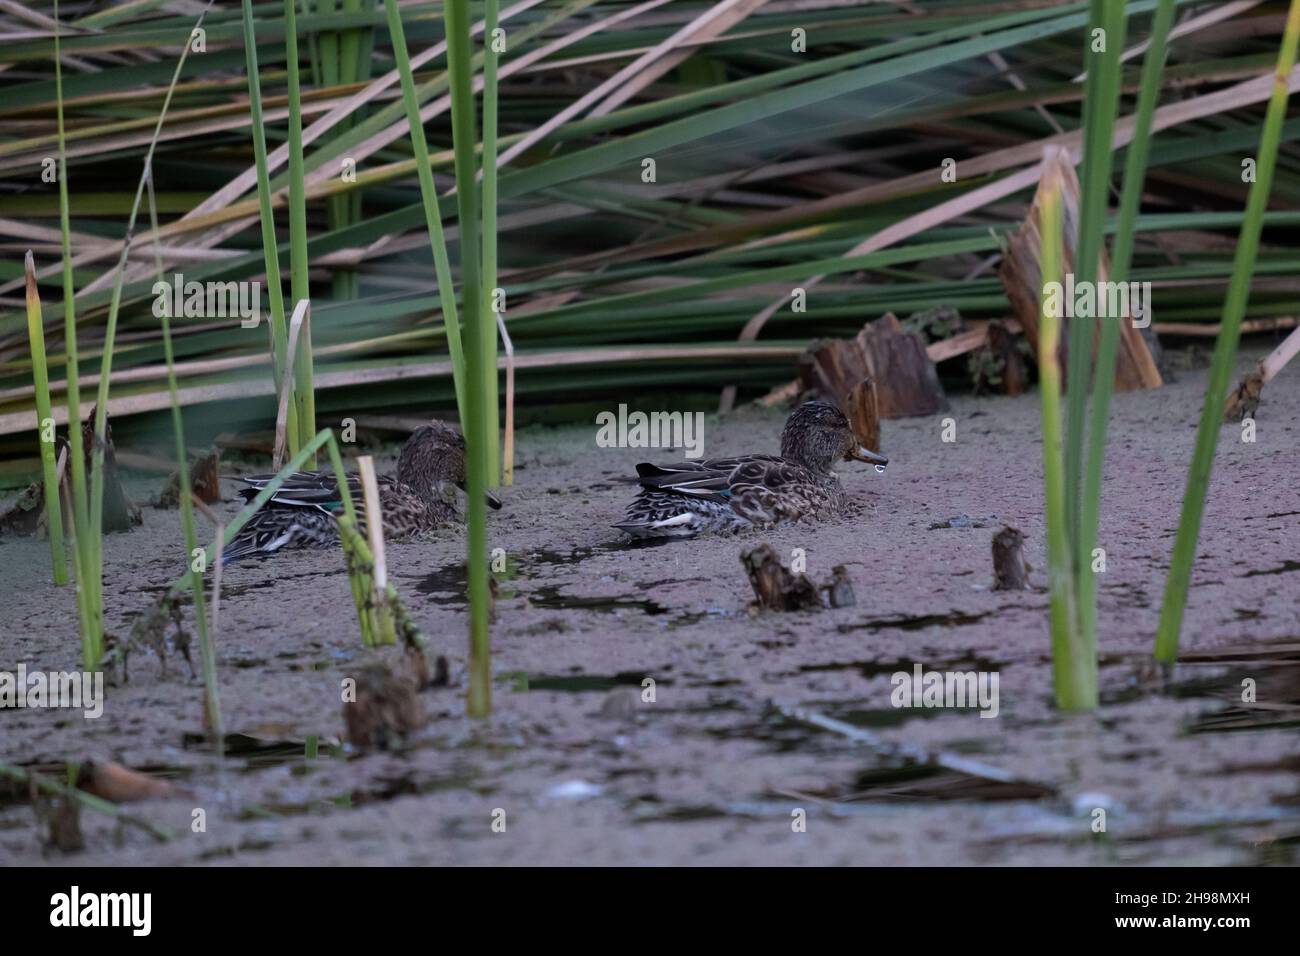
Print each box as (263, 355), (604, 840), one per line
(2, 346), (1298, 866)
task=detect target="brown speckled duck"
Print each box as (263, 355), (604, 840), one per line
(223, 421), (500, 560)
(614, 401), (887, 539)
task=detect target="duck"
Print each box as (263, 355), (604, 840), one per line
(223, 421), (501, 561)
(613, 401), (887, 540)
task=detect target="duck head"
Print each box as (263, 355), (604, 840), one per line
(779, 401), (889, 474)
(398, 421), (503, 510)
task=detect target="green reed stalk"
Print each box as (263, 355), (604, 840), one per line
(87, 5), (208, 666)
(381, 0), (468, 421)
(444, 0), (492, 717)
(241, 0), (298, 456)
(1156, 0), (1300, 663)
(145, 169), (222, 749)
(23, 252), (68, 586)
(1064, 0), (1127, 552)
(483, 0), (502, 485)
(285, 0), (316, 466)
(325, 440), (375, 647)
(1077, 0), (1174, 654)
(1039, 161), (1094, 710)
(53, 0), (95, 668)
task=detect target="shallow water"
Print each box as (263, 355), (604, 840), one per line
(1, 347), (1298, 865)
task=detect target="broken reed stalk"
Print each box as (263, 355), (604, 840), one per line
(1155, 0), (1300, 664)
(145, 166), (222, 751)
(284, 0), (316, 467)
(23, 252), (68, 585)
(272, 300), (310, 470)
(1076, 0), (1174, 673)
(1038, 154), (1094, 710)
(483, 0), (502, 486)
(381, 0), (468, 421)
(357, 455), (397, 646)
(444, 0), (493, 718)
(240, 0), (297, 457)
(53, 0), (95, 667)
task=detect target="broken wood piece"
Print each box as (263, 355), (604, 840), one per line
(156, 447), (222, 508)
(740, 543), (822, 611)
(992, 526), (1029, 591)
(78, 760), (188, 802)
(845, 377), (880, 455)
(999, 147), (1162, 393)
(1224, 322), (1300, 421)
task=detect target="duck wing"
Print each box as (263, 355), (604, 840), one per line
(633, 455), (783, 501)
(236, 470), (396, 510)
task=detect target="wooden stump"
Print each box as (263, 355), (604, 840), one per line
(740, 544), (822, 611)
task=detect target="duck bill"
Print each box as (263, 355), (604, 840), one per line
(457, 482), (504, 510)
(849, 446), (889, 468)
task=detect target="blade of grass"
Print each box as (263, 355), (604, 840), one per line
(241, 0), (298, 457)
(145, 162), (223, 751)
(53, 0), (95, 668)
(1065, 0), (1127, 552)
(88, 1), (214, 667)
(1038, 149), (1094, 710)
(482, 0), (501, 486)
(444, 0), (492, 718)
(284, 0), (316, 466)
(381, 0), (468, 422)
(1077, 0), (1175, 657)
(1155, 0), (1300, 663)
(23, 251), (68, 585)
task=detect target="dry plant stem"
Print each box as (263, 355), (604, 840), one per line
(272, 300), (310, 470)
(357, 455), (396, 646)
(323, 439), (374, 648)
(497, 311), (515, 485)
(23, 251), (67, 585)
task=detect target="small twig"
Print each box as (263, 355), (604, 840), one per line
(773, 704), (1055, 795)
